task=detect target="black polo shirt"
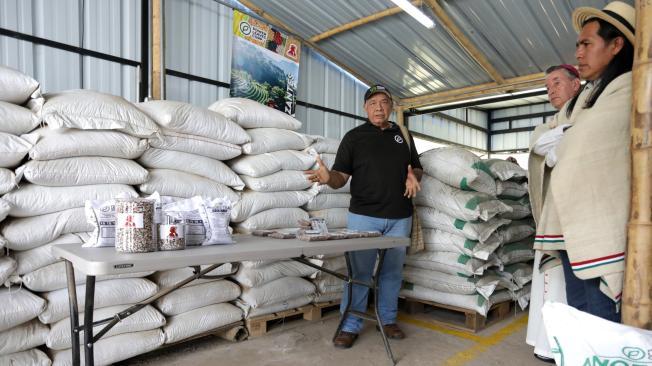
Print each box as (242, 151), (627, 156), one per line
(332, 121), (422, 219)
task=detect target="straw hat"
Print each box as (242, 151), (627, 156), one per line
(573, 1), (635, 44)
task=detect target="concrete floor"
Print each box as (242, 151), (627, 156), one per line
(118, 307), (546, 366)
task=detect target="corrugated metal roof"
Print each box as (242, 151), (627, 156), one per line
(244, 0), (632, 100)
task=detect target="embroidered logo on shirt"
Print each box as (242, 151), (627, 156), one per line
(394, 135), (404, 144)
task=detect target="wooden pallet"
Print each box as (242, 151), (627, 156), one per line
(245, 305), (315, 338)
(400, 297), (514, 333)
(305, 299), (341, 321)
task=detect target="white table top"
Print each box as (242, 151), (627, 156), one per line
(51, 235), (408, 276)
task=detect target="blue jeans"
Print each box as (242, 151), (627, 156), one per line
(340, 212), (412, 333)
(559, 250), (620, 322)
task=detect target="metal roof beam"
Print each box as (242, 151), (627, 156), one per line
(422, 0), (505, 84)
(401, 72), (546, 109)
(309, 1), (422, 43)
(237, 0), (374, 88)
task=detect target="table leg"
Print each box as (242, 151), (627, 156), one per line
(374, 249), (395, 365)
(65, 260), (80, 366)
(84, 276), (96, 366)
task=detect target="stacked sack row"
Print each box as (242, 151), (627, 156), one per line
(0, 65), (52, 366)
(209, 98), (321, 319)
(400, 147), (532, 316)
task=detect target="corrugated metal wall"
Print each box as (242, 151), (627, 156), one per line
(489, 103), (556, 151)
(408, 108), (488, 151)
(0, 0), (141, 101)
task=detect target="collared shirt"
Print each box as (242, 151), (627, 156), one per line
(332, 121), (422, 219)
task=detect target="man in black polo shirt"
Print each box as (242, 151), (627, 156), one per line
(305, 84), (423, 349)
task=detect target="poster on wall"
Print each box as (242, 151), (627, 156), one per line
(230, 10), (301, 116)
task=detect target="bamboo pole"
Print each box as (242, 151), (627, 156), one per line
(151, 0), (163, 100)
(623, 0), (652, 329)
(309, 1), (422, 43)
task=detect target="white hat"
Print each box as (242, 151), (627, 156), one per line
(573, 1), (635, 45)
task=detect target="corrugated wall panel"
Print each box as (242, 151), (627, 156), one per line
(408, 112), (487, 151)
(0, 0), (141, 100)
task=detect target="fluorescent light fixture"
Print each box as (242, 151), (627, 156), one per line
(390, 0), (435, 29)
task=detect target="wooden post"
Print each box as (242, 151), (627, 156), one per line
(151, 0), (163, 100)
(623, 0), (652, 329)
(396, 106), (405, 126)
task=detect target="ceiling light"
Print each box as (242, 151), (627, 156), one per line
(390, 0), (435, 29)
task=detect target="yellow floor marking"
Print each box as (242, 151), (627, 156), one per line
(442, 313), (530, 366)
(397, 314), (484, 342)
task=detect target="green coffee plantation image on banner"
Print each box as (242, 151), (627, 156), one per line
(230, 10), (301, 116)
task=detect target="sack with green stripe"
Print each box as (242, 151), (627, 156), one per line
(483, 159), (527, 182)
(415, 175), (512, 222)
(496, 238), (535, 265)
(402, 266), (500, 298)
(497, 262), (533, 288)
(419, 147), (496, 196)
(404, 251), (499, 277)
(417, 206), (510, 242)
(499, 198), (532, 220)
(496, 180), (528, 199)
(423, 228), (502, 260)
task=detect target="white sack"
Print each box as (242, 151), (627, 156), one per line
(0, 198), (9, 222)
(400, 285), (512, 317)
(304, 193), (350, 211)
(41, 89), (159, 138)
(241, 170), (313, 192)
(0, 256), (17, 284)
(496, 239), (535, 265)
(0, 65), (40, 105)
(0, 319), (49, 355)
(51, 329), (164, 366)
(139, 169), (240, 202)
(208, 97), (302, 130)
(13, 233), (89, 275)
(0, 168), (17, 195)
(20, 261), (152, 292)
(241, 128), (312, 155)
(139, 148), (244, 189)
(317, 153), (337, 170)
(240, 276), (316, 309)
(0, 349), (51, 366)
(26, 128), (147, 160)
(39, 278), (158, 324)
(308, 208), (348, 229)
(237, 295), (314, 318)
(402, 266), (499, 298)
(419, 147), (496, 195)
(150, 130), (242, 160)
(494, 220), (536, 245)
(313, 292), (341, 304)
(484, 159), (527, 181)
(232, 260), (319, 288)
(235, 208), (308, 233)
(229, 153), (281, 178)
(163, 303), (243, 344)
(319, 180), (351, 194)
(496, 180), (528, 199)
(137, 100), (250, 144)
(404, 251), (496, 277)
(3, 184), (136, 217)
(272, 150), (316, 171)
(0, 132), (32, 168)
(17, 157), (148, 186)
(0, 101), (39, 134)
(308, 136), (340, 154)
(499, 199), (532, 220)
(47, 304), (165, 351)
(542, 302), (652, 366)
(231, 190), (314, 223)
(148, 263), (235, 289)
(423, 228), (501, 261)
(155, 280), (241, 316)
(415, 175), (511, 222)
(417, 206), (510, 242)
(502, 262), (534, 288)
(2, 207), (91, 251)
(0, 288), (46, 332)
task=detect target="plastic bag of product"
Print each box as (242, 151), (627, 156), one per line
(150, 130), (242, 160)
(0, 288), (46, 332)
(195, 197), (234, 245)
(208, 97), (302, 130)
(415, 175), (511, 222)
(0, 319), (49, 355)
(402, 266), (500, 298)
(84, 191), (139, 248)
(162, 197), (206, 246)
(46, 304), (165, 350)
(272, 150), (316, 171)
(136, 100), (250, 144)
(0, 65), (41, 105)
(41, 89), (160, 138)
(163, 303), (243, 344)
(236, 295), (314, 318)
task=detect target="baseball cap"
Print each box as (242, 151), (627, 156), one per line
(364, 84), (392, 103)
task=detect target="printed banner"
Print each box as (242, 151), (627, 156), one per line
(230, 10), (300, 116)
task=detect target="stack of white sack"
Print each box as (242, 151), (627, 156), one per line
(309, 254), (346, 303)
(210, 97), (315, 233)
(303, 137), (350, 229)
(232, 259), (318, 318)
(136, 100), (247, 204)
(401, 147), (519, 316)
(0, 287), (49, 364)
(148, 265), (243, 344)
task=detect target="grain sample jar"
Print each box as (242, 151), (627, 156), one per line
(115, 198), (156, 253)
(158, 219), (185, 251)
